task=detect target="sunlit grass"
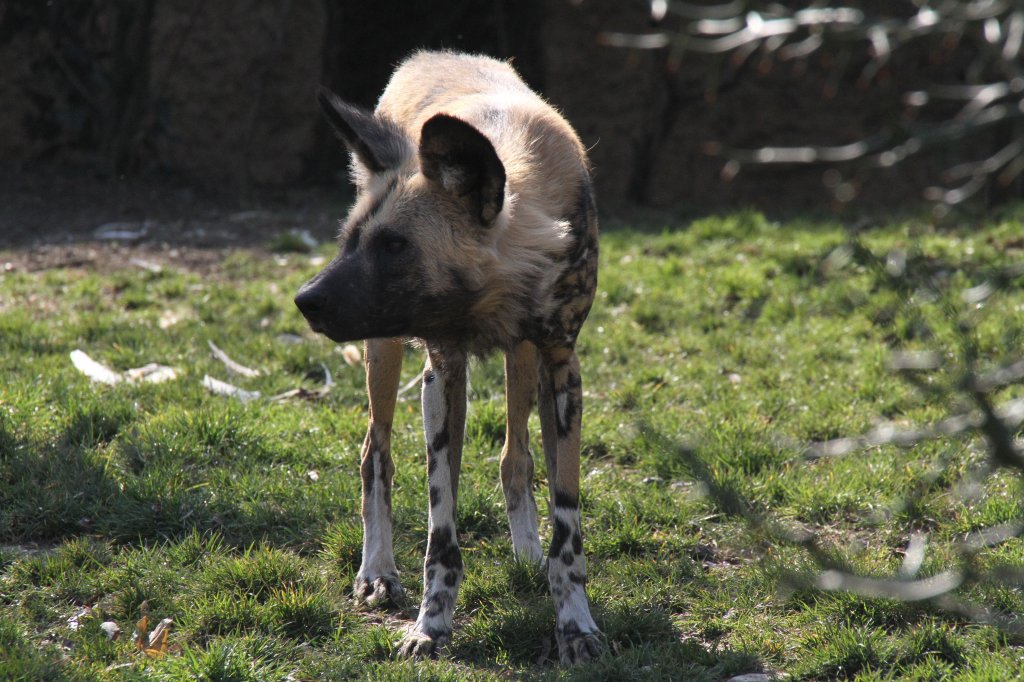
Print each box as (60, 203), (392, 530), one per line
(1, 210), (1023, 679)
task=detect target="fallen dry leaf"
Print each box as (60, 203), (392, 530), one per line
(66, 606), (92, 631)
(208, 340), (261, 377)
(268, 386), (330, 402)
(100, 621), (121, 641)
(339, 343), (362, 366)
(129, 257), (163, 273)
(135, 614), (148, 651)
(124, 363), (179, 383)
(70, 350), (123, 385)
(158, 308), (191, 329)
(145, 618), (173, 657)
(202, 375), (261, 403)
(268, 363), (334, 403)
(71, 350), (178, 385)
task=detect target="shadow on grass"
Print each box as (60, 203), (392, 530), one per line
(450, 596), (761, 681)
(0, 413), (342, 552)
(2, 414), (769, 679)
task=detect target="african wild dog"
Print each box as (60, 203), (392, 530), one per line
(294, 51), (601, 663)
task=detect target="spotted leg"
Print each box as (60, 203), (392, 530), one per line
(398, 347), (467, 658)
(538, 345), (603, 664)
(501, 341), (543, 562)
(353, 338), (404, 607)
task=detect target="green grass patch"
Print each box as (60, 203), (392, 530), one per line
(2, 210), (1024, 679)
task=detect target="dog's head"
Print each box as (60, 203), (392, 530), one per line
(295, 88), (506, 343)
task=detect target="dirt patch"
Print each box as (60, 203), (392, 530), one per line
(0, 165), (350, 273)
(1, 241), (237, 276)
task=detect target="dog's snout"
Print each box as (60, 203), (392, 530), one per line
(294, 284), (326, 319)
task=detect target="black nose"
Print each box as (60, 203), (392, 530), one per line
(294, 285), (326, 319)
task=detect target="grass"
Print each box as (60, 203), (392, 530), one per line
(1, 208), (1024, 679)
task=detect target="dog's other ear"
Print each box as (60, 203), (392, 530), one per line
(317, 86), (404, 174)
(419, 114), (506, 226)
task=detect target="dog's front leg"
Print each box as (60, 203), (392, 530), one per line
(539, 345), (603, 664)
(398, 347), (467, 658)
(354, 338), (404, 606)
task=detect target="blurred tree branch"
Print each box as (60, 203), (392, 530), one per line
(602, 1), (1024, 207)
(644, 234), (1024, 634)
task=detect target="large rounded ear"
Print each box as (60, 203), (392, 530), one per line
(419, 114), (506, 226)
(317, 86), (404, 174)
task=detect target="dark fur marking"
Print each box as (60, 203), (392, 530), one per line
(524, 252), (597, 345)
(561, 181), (597, 272)
(568, 572), (587, 586)
(527, 180), (598, 347)
(427, 568), (436, 582)
(360, 449), (376, 496)
(444, 571), (458, 587)
(440, 546), (463, 571)
(554, 390), (580, 438)
(342, 226), (361, 254)
(426, 591), (453, 615)
(565, 372), (582, 390)
(431, 427), (450, 455)
(549, 517), (571, 558)
(378, 448), (394, 509)
(560, 550), (575, 566)
(572, 531), (583, 555)
(423, 624), (449, 640)
(429, 485), (442, 508)
(427, 448), (438, 476)
(317, 90), (405, 173)
(425, 525), (463, 571)
(553, 490), (578, 509)
(558, 620), (583, 638)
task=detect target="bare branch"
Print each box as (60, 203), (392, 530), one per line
(816, 568), (964, 601)
(609, 0), (1024, 205)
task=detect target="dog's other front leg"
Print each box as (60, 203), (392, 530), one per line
(354, 338), (404, 607)
(398, 347), (467, 658)
(539, 345), (603, 664)
(501, 341), (543, 562)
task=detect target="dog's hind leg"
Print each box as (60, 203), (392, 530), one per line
(501, 341), (543, 562)
(538, 344), (603, 664)
(354, 337), (405, 607)
(399, 347), (467, 658)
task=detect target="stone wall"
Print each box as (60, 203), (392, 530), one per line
(0, 0), (991, 212)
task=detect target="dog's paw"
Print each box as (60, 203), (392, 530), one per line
(556, 627), (604, 665)
(353, 574), (405, 608)
(396, 629), (447, 659)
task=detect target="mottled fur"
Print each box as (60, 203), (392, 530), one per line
(295, 51), (602, 664)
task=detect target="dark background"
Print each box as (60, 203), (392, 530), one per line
(0, 0), (991, 238)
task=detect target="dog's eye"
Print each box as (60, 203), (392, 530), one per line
(381, 235), (408, 255)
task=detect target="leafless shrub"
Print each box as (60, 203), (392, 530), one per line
(603, 1), (1024, 207)
(645, 236), (1024, 631)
